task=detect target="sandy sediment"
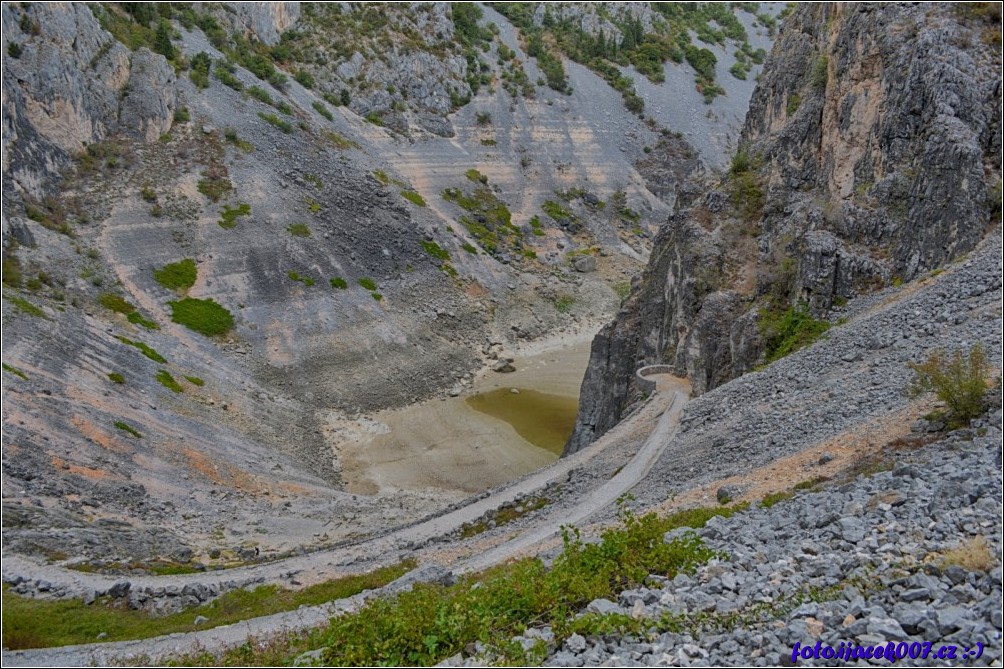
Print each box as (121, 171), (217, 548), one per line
(334, 337), (594, 495)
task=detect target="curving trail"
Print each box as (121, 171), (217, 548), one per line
(2, 376), (687, 667)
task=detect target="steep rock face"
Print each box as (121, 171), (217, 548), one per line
(1, 3), (176, 197)
(566, 3), (1001, 455)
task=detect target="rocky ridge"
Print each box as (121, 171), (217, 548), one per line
(566, 2), (1002, 455)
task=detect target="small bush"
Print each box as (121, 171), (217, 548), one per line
(287, 223), (311, 237)
(462, 242), (478, 254)
(476, 111), (492, 125)
(907, 344), (991, 426)
(223, 129), (254, 153)
(8, 42), (23, 58)
(370, 292), (383, 301)
(173, 106), (190, 123)
(330, 277), (348, 289)
(153, 259), (197, 291)
(465, 168), (488, 184)
(811, 55), (828, 89)
(940, 535), (995, 572)
(358, 277), (377, 291)
(197, 172), (232, 202)
(294, 69), (315, 89)
(401, 190), (426, 207)
(184, 375), (205, 386)
(107, 372), (125, 384)
(155, 369), (183, 393)
(167, 298), (234, 336)
(8, 295), (46, 318)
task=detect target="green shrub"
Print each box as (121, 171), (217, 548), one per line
(8, 42), (22, 58)
(358, 277), (378, 291)
(907, 344), (991, 426)
(811, 55), (828, 89)
(167, 298), (234, 336)
(197, 171), (232, 202)
(465, 168), (488, 183)
(318, 502), (742, 666)
(155, 369), (183, 393)
(371, 292), (383, 301)
(107, 372), (125, 384)
(153, 259), (197, 291)
(184, 375), (205, 386)
(116, 336), (166, 363)
(294, 69), (315, 88)
(218, 203), (251, 229)
(401, 190), (426, 207)
(247, 85), (274, 105)
(542, 200), (573, 222)
(373, 169), (390, 185)
(259, 112), (294, 133)
(173, 106), (190, 123)
(759, 305), (831, 363)
(287, 223), (311, 237)
(312, 100), (333, 121)
(214, 61), (244, 91)
(114, 421), (142, 438)
(462, 242), (478, 254)
(330, 277), (348, 289)
(2, 253), (23, 287)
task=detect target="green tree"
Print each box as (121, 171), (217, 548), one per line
(154, 21), (175, 60)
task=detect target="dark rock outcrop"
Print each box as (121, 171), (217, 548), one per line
(566, 3), (1002, 455)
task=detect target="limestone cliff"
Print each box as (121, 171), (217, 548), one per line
(566, 3), (1002, 454)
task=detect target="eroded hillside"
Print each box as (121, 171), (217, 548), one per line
(1, 2), (776, 566)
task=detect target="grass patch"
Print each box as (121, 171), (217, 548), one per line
(218, 203), (251, 229)
(465, 168), (488, 183)
(3, 363), (28, 380)
(155, 369), (183, 393)
(184, 375), (205, 387)
(287, 271), (315, 287)
(154, 259), (197, 291)
(322, 129), (359, 150)
(357, 277), (378, 291)
(197, 171), (233, 203)
(115, 336), (166, 363)
(1, 560), (415, 650)
(6, 294), (47, 318)
(312, 100), (333, 121)
(421, 240), (450, 261)
(760, 490), (795, 508)
(370, 292), (383, 301)
(460, 497), (550, 539)
(329, 277), (348, 289)
(373, 169), (390, 185)
(167, 298), (234, 337)
(401, 190), (426, 207)
(287, 223), (311, 238)
(126, 312), (159, 330)
(107, 372), (125, 384)
(223, 128), (254, 153)
(258, 112), (294, 133)
(553, 294), (575, 313)
(462, 242), (478, 254)
(939, 535), (995, 572)
(314, 502), (743, 666)
(542, 199), (574, 222)
(114, 421), (141, 438)
(98, 293), (135, 314)
(759, 305), (831, 364)
(613, 281), (631, 299)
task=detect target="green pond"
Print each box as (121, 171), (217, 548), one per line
(465, 388), (578, 456)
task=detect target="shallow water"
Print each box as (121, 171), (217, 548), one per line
(465, 388), (578, 456)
